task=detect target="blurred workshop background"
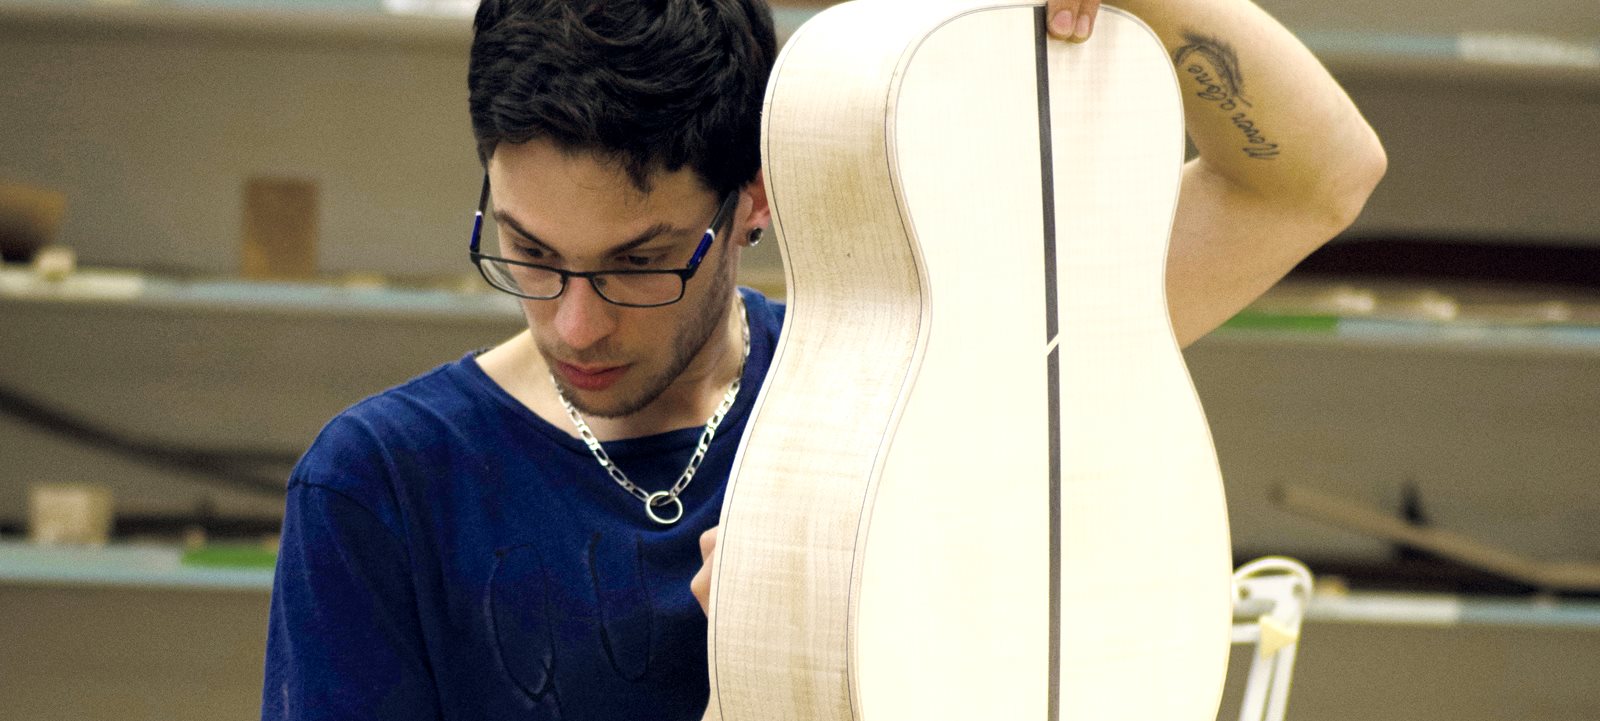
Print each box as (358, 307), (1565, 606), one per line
(1, 0), (1597, 719)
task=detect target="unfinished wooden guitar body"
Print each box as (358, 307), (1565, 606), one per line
(709, 3), (1233, 719)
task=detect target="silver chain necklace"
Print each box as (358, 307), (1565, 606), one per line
(554, 298), (750, 525)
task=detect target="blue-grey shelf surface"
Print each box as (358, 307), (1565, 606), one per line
(0, 540), (275, 591)
(6, 540), (1600, 630)
(0, 267), (524, 320)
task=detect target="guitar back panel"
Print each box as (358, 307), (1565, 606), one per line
(711, 3), (1231, 720)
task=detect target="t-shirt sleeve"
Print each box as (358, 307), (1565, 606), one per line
(261, 479), (441, 721)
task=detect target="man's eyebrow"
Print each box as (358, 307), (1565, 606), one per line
(492, 210), (696, 256)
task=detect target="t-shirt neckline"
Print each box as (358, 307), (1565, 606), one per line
(452, 287), (773, 460)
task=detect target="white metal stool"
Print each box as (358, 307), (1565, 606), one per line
(1230, 557), (1314, 721)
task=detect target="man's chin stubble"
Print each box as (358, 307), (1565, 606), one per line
(557, 366), (676, 419)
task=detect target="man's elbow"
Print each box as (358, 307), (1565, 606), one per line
(1322, 128), (1388, 234)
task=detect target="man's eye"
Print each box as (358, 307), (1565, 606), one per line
(514, 245), (547, 261)
(621, 254), (659, 267)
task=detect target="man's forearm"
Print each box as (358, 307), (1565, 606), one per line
(1108, 0), (1386, 223)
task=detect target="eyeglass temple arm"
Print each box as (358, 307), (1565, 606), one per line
(688, 190), (741, 268)
(471, 173), (491, 253)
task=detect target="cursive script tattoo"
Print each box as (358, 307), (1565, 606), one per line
(1173, 32), (1280, 160)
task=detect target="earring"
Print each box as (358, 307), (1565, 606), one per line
(747, 227), (764, 247)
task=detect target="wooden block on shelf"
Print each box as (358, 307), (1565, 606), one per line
(0, 181), (67, 263)
(242, 176), (318, 280)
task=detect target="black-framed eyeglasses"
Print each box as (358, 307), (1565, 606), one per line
(468, 174), (739, 308)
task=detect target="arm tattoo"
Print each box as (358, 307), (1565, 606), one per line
(1173, 32), (1280, 160)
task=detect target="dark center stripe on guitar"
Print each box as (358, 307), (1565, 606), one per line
(1032, 6), (1062, 721)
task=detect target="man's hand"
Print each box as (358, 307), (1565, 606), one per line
(691, 526), (717, 615)
(1046, 0), (1102, 42)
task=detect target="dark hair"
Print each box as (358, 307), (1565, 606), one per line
(468, 0), (776, 196)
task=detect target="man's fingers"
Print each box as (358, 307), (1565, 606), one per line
(692, 526), (719, 616)
(699, 526), (718, 560)
(1045, 0), (1100, 43)
(1046, 0), (1076, 38)
(691, 563), (711, 615)
(1076, 0), (1100, 42)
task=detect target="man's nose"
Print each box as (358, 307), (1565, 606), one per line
(551, 277), (618, 351)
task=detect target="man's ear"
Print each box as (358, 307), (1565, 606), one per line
(740, 169), (772, 243)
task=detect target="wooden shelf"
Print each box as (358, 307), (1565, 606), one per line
(7, 537), (1597, 630)
(0, 266), (523, 320)
(0, 540), (273, 592)
(0, 0), (469, 50)
(1309, 30), (1600, 95)
(1308, 590), (1600, 629)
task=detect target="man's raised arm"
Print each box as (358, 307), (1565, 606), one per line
(1047, 0), (1388, 345)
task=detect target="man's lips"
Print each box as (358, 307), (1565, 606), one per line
(553, 361), (629, 392)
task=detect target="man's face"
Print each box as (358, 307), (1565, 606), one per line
(486, 140), (741, 419)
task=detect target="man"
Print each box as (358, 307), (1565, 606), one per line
(262, 0), (1384, 719)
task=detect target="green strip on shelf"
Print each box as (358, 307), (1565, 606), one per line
(1221, 311), (1341, 332)
(181, 544), (280, 570)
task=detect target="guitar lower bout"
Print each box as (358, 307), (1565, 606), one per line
(710, 4), (1232, 721)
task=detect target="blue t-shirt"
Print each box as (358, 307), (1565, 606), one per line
(262, 287), (785, 721)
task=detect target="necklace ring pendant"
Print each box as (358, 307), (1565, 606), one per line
(644, 491), (685, 525)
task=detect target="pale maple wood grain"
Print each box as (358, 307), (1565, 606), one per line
(710, 3), (1232, 720)
(1042, 9), (1233, 719)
